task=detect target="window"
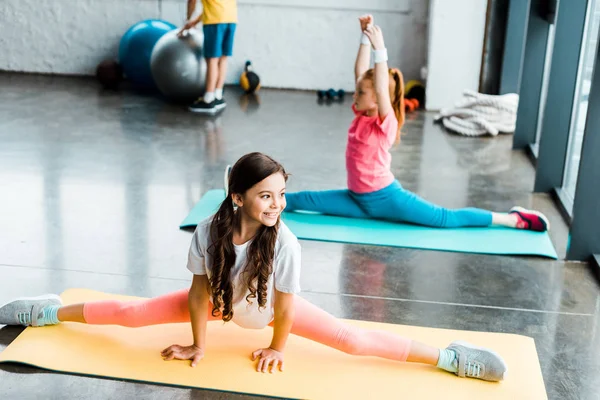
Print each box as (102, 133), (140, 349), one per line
(561, 0), (600, 210)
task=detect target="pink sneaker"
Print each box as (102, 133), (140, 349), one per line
(509, 207), (550, 232)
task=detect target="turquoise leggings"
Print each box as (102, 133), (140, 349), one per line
(285, 181), (492, 228)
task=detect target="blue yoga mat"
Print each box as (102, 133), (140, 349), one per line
(180, 190), (558, 259)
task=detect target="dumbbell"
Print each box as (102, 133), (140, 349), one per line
(404, 98), (420, 112)
(317, 89), (346, 100)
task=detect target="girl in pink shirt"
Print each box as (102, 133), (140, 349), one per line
(285, 16), (549, 232)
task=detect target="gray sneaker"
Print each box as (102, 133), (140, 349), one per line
(0, 294), (62, 327)
(447, 341), (508, 382)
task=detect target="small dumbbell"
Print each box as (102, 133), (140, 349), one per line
(317, 89), (346, 100)
(405, 98), (420, 112)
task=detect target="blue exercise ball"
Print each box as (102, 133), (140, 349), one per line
(118, 19), (176, 89)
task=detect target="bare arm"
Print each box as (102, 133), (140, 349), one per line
(188, 273), (210, 350)
(179, 1), (203, 35)
(269, 290), (295, 352)
(161, 273), (210, 367)
(374, 58), (392, 119)
(365, 25), (392, 118)
(186, 0), (197, 20)
(355, 43), (371, 82)
(251, 289), (295, 373)
(355, 15), (373, 81)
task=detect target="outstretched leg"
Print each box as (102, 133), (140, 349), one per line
(283, 295), (414, 362)
(359, 181), (548, 230)
(357, 182), (491, 227)
(285, 189), (368, 218)
(278, 295), (507, 381)
(79, 289), (199, 327)
(385, 188), (493, 228)
(0, 290), (220, 328)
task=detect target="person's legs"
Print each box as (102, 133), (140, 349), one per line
(356, 181), (549, 231)
(205, 58), (220, 99)
(0, 289), (227, 329)
(65, 289), (192, 326)
(356, 181), (493, 228)
(385, 189), (549, 230)
(202, 24), (224, 99)
(1, 291), (192, 327)
(274, 295), (507, 381)
(190, 24), (223, 113)
(216, 56), (228, 97)
(282, 295), (416, 362)
(80, 289), (224, 327)
(285, 189), (368, 218)
(215, 23), (236, 101)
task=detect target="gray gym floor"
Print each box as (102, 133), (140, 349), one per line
(0, 73), (598, 400)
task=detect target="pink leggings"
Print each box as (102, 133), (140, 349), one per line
(83, 289), (412, 362)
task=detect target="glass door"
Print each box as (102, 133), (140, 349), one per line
(532, 22), (557, 156)
(561, 0), (600, 211)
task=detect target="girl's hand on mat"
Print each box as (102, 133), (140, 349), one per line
(364, 25), (385, 50)
(251, 347), (285, 373)
(359, 14), (373, 32)
(161, 344), (204, 367)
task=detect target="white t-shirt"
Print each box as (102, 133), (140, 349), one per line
(187, 216), (302, 329)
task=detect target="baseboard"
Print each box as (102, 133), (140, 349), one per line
(590, 254), (600, 286)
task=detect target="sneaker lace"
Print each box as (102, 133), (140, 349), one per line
(17, 311), (32, 325)
(465, 362), (481, 377)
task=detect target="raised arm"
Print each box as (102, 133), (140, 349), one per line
(186, 0), (197, 20)
(355, 15), (373, 82)
(364, 25), (392, 119)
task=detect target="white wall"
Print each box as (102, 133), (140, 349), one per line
(425, 0), (487, 110)
(0, 0), (429, 91)
(0, 1), (158, 76)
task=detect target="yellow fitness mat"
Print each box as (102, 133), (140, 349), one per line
(0, 289), (548, 399)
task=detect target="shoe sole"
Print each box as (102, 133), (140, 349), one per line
(510, 206), (551, 231)
(450, 340), (508, 380)
(188, 107), (220, 114)
(188, 102), (226, 114)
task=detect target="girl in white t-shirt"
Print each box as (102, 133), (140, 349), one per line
(0, 152), (506, 381)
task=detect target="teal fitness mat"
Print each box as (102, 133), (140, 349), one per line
(180, 190), (558, 259)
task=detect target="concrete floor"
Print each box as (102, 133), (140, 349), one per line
(0, 73), (599, 400)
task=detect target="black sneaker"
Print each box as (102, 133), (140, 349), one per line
(214, 97), (227, 110)
(188, 99), (219, 114)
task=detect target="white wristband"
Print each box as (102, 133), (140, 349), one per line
(361, 33), (371, 46)
(373, 48), (388, 63)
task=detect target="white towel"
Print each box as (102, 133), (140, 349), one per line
(434, 90), (519, 136)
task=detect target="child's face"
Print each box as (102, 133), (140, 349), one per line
(235, 172), (287, 228)
(353, 77), (378, 112)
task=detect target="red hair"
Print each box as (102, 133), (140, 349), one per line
(363, 68), (405, 143)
